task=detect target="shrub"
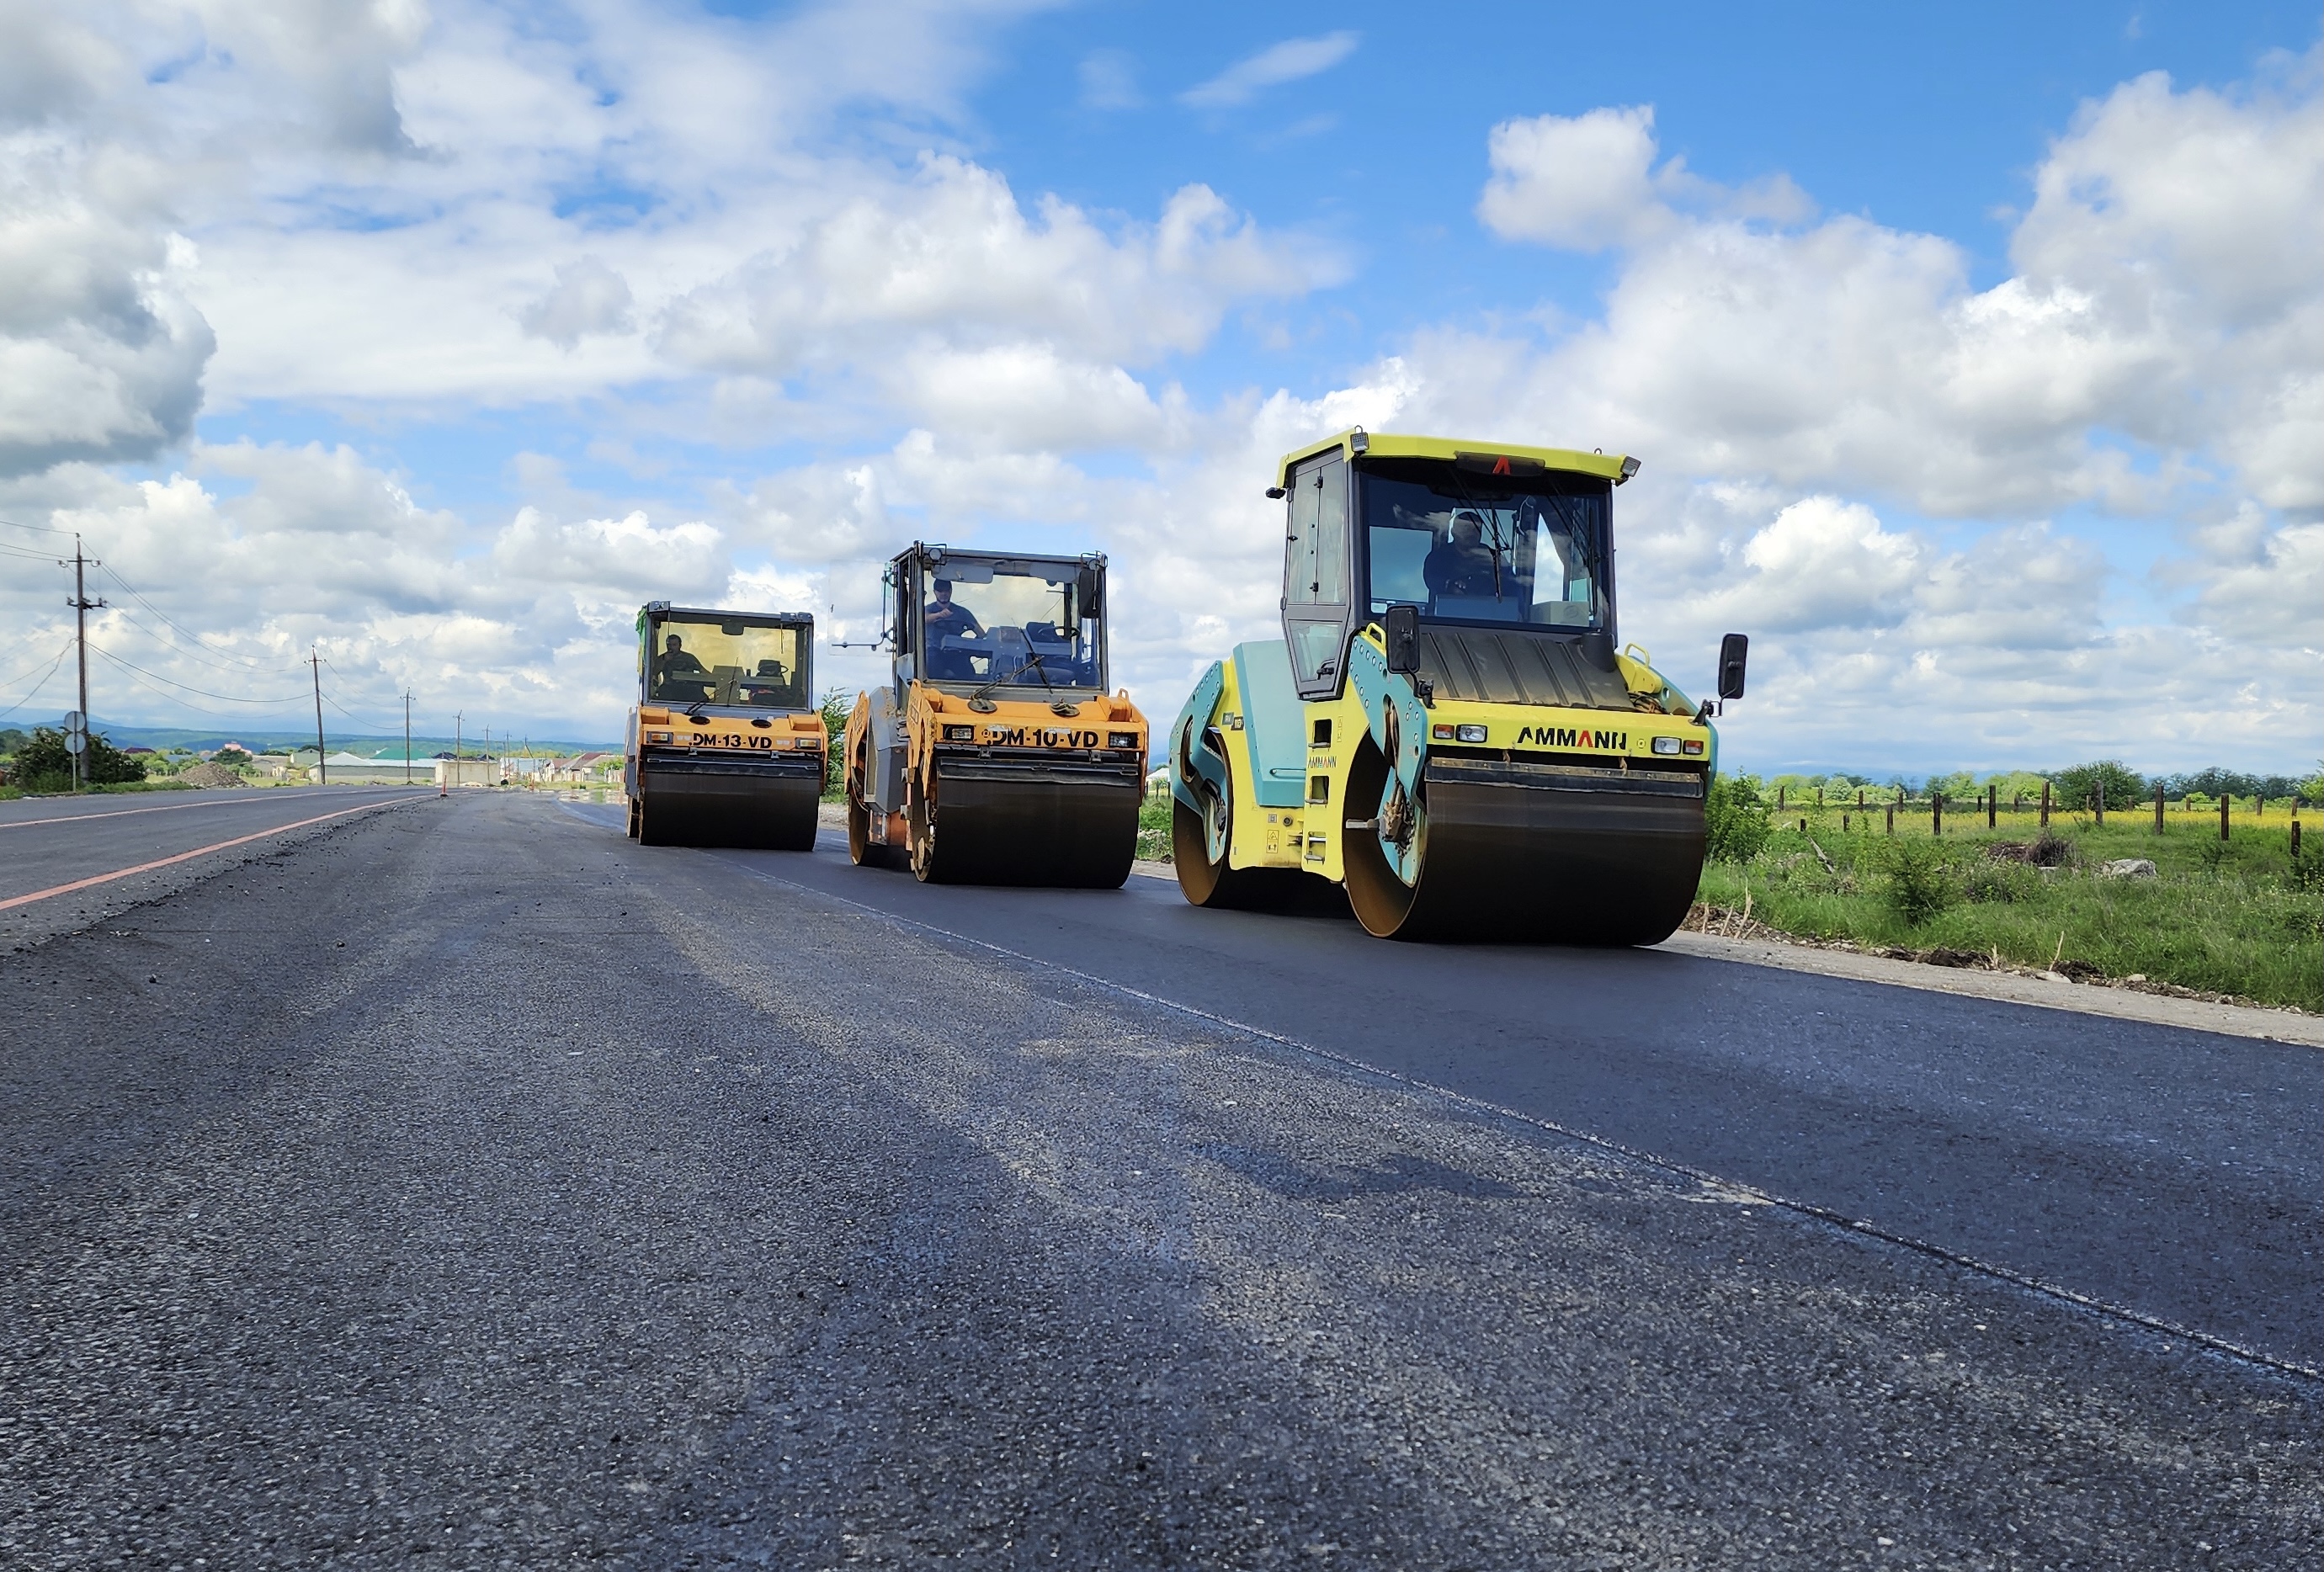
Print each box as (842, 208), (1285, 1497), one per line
(2051, 759), (2146, 815)
(10, 726), (148, 790)
(1704, 773), (1772, 863)
(1881, 838), (1957, 925)
(1961, 859), (2037, 905)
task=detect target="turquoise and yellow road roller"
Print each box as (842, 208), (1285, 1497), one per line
(1169, 430), (1747, 943)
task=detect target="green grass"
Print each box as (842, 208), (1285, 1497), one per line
(1697, 807), (2321, 1011)
(1137, 785), (1174, 862)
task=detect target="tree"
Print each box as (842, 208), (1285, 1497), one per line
(213, 746), (253, 768)
(2051, 760), (2145, 814)
(817, 686), (854, 797)
(9, 727), (148, 789)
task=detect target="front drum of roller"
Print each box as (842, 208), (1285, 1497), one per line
(1343, 750), (1706, 944)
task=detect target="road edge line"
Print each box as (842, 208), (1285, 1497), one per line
(713, 845), (2322, 1388)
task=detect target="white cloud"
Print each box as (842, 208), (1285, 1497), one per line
(1460, 64), (2322, 526)
(1476, 105), (1671, 252)
(519, 258), (636, 349)
(656, 162), (1323, 383)
(1180, 32), (1359, 109)
(0, 137), (215, 477)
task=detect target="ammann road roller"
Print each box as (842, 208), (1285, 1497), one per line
(844, 544), (1149, 885)
(1169, 431), (1748, 943)
(625, 600), (827, 848)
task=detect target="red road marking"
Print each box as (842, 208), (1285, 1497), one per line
(0, 799), (407, 911)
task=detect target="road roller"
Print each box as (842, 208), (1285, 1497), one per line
(843, 544), (1148, 885)
(1169, 430), (1749, 943)
(624, 600), (827, 849)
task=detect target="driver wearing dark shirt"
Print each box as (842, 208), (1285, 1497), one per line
(923, 579), (986, 639)
(1423, 512), (1502, 598)
(653, 633), (710, 696)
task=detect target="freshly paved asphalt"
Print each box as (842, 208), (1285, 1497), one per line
(710, 809), (2323, 1373)
(3, 790), (2316, 1569)
(0, 783), (421, 904)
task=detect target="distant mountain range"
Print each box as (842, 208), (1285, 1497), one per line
(23, 720), (620, 756)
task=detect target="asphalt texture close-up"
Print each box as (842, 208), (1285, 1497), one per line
(3, 790), (2317, 1569)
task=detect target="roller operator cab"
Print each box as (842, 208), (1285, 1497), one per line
(625, 602), (827, 849)
(1171, 432), (1751, 943)
(843, 544), (1149, 886)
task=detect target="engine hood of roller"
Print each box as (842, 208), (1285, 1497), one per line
(1412, 625), (1634, 711)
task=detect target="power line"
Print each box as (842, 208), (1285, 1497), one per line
(0, 639), (76, 693)
(0, 516), (72, 536)
(82, 646), (299, 720)
(85, 641), (311, 704)
(96, 563), (283, 671)
(0, 640), (75, 720)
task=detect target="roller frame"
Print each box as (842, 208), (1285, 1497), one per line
(1170, 634), (1711, 945)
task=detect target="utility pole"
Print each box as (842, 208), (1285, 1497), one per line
(66, 534), (104, 790)
(403, 689), (414, 784)
(311, 650), (327, 785)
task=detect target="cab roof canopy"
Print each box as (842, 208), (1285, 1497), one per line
(637, 603), (814, 629)
(896, 542), (1106, 570)
(1274, 430), (1635, 490)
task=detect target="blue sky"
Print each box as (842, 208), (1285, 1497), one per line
(3, 1), (2318, 772)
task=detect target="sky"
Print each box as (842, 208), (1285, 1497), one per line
(0, 0), (2316, 773)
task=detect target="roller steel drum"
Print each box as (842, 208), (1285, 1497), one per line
(1343, 754), (1705, 943)
(913, 751), (1141, 888)
(638, 750), (822, 850)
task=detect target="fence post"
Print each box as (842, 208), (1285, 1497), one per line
(1933, 794), (1943, 836)
(2094, 780), (2105, 827)
(1778, 784), (1786, 810)
(2220, 794), (2230, 842)
(1858, 788), (1866, 810)
(2294, 821), (2303, 858)
(1987, 784), (1997, 829)
(2154, 783), (2163, 834)
(1885, 804), (1895, 836)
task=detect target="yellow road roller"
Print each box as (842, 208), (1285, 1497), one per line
(1169, 431), (1748, 943)
(844, 544), (1148, 885)
(625, 600), (827, 849)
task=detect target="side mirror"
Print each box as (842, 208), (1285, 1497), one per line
(1382, 605), (1420, 674)
(1076, 565), (1104, 618)
(1717, 633), (1749, 701)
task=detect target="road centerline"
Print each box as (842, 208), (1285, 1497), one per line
(0, 799), (412, 911)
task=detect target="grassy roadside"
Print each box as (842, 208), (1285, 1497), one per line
(1696, 810), (2321, 1012)
(1137, 783), (1173, 862)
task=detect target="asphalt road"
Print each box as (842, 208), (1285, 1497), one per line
(0, 783), (422, 905)
(3, 791), (2316, 1569)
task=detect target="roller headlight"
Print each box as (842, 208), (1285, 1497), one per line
(944, 725), (976, 741)
(1109, 730), (1139, 749)
(1454, 724), (1487, 744)
(1651, 736), (1683, 755)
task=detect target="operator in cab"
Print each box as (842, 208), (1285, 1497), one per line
(652, 632), (710, 698)
(923, 578), (986, 678)
(1424, 512), (1502, 599)
(924, 579), (985, 639)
